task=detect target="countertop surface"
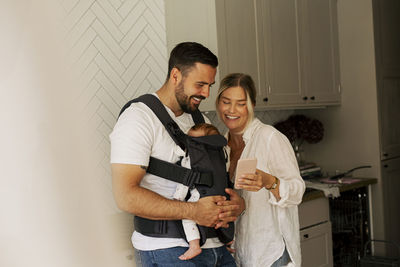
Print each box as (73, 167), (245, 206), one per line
(302, 177), (377, 202)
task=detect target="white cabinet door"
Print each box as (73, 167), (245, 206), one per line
(379, 78), (400, 160)
(381, 158), (400, 256)
(217, 0), (259, 90)
(301, 221), (334, 267)
(298, 197), (330, 229)
(300, 0), (341, 105)
(256, 0), (303, 107)
(299, 197), (333, 266)
(257, 0), (340, 108)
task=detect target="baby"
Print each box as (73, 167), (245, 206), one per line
(173, 123), (221, 260)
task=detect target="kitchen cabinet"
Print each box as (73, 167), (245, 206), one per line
(256, 0), (341, 108)
(301, 221), (333, 267)
(165, 0), (341, 111)
(255, 0), (302, 106)
(374, 0), (400, 160)
(381, 158), (400, 257)
(378, 77), (400, 160)
(215, 0), (260, 101)
(373, 0), (400, 75)
(299, 197), (333, 267)
(373, 0), (400, 253)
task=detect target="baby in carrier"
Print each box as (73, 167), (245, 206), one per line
(173, 123), (229, 260)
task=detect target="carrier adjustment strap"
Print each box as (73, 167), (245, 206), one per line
(190, 105), (205, 124)
(147, 156), (213, 187)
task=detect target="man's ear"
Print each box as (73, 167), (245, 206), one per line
(169, 67), (182, 84)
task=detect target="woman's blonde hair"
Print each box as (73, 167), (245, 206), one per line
(215, 73), (257, 133)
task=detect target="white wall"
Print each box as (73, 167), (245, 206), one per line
(0, 1), (127, 266)
(0, 0), (169, 266)
(300, 0), (384, 240)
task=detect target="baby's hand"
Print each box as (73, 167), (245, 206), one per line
(226, 240), (235, 253)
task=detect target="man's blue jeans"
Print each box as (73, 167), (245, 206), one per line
(134, 246), (236, 267)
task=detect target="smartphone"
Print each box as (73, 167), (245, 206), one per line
(234, 158), (257, 189)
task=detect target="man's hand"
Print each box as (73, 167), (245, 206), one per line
(215, 188), (245, 228)
(192, 195), (226, 227)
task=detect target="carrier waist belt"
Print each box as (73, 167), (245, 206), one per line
(134, 216), (218, 238)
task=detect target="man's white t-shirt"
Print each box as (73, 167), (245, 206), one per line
(109, 94), (222, 251)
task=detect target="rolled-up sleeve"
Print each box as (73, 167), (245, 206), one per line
(266, 131), (305, 207)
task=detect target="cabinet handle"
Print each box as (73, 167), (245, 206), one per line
(310, 96), (315, 100)
(263, 97), (269, 102)
(303, 96), (308, 101)
(383, 153), (388, 157)
(303, 234), (309, 239)
(384, 164), (388, 168)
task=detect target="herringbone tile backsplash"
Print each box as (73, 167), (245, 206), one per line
(62, 0), (168, 213)
(62, 0), (292, 213)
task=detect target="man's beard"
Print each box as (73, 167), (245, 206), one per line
(175, 81), (205, 113)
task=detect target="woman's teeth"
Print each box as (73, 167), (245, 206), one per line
(226, 115), (239, 119)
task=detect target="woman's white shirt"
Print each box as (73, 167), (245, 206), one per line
(229, 118), (305, 267)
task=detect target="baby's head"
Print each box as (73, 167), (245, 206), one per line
(188, 123), (220, 137)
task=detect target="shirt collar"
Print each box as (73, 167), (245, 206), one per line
(224, 118), (262, 145)
(242, 118), (261, 145)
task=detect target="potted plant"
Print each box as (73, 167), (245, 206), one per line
(274, 114), (324, 165)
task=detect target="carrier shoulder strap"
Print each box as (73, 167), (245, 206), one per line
(118, 94), (212, 188)
(118, 94), (204, 151)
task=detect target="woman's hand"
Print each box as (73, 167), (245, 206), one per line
(215, 188), (245, 228)
(235, 169), (275, 192)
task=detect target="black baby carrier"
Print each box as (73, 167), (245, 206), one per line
(118, 94), (234, 246)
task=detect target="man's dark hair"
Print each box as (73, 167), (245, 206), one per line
(166, 42), (218, 80)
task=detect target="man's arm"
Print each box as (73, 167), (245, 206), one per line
(112, 163), (235, 227)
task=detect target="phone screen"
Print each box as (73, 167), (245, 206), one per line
(234, 158), (257, 189)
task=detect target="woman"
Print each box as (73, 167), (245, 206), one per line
(215, 73), (305, 267)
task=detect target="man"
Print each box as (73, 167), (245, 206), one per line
(110, 42), (245, 266)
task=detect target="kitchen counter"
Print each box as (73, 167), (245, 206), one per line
(302, 177), (377, 202)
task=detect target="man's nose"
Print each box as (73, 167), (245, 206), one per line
(200, 86), (210, 99)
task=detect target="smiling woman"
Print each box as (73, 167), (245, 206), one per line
(217, 86), (249, 134)
(215, 73), (305, 267)
(216, 73), (256, 135)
